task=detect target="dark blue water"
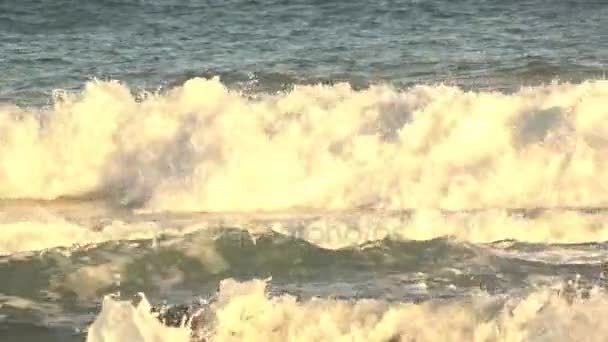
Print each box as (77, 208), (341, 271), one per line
(1, 0), (606, 105)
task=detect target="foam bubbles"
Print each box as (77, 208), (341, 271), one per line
(86, 295), (190, 342)
(86, 278), (608, 342)
(1, 78), (607, 212)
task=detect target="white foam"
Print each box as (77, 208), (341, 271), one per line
(1, 78), (607, 212)
(86, 295), (190, 342)
(2, 78), (608, 254)
(86, 278), (608, 342)
(0, 207), (204, 255)
(270, 209), (608, 248)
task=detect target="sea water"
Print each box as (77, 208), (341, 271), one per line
(1, 0), (607, 341)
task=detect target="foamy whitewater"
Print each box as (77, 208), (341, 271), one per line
(89, 279), (608, 342)
(2, 79), (608, 211)
(2, 0), (608, 341)
(2, 79), (608, 342)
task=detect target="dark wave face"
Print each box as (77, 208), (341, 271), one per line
(1, 0), (606, 105)
(2, 228), (607, 342)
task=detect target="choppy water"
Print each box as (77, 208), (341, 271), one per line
(1, 0), (608, 341)
(2, 0), (607, 105)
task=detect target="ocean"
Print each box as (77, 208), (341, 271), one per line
(1, 0), (607, 341)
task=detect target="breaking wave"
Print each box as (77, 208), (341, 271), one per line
(1, 78), (607, 212)
(87, 278), (608, 342)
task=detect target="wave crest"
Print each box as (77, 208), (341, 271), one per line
(87, 278), (608, 342)
(1, 78), (607, 212)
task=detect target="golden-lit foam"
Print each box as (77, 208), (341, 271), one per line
(0, 78), (606, 212)
(87, 278), (608, 342)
